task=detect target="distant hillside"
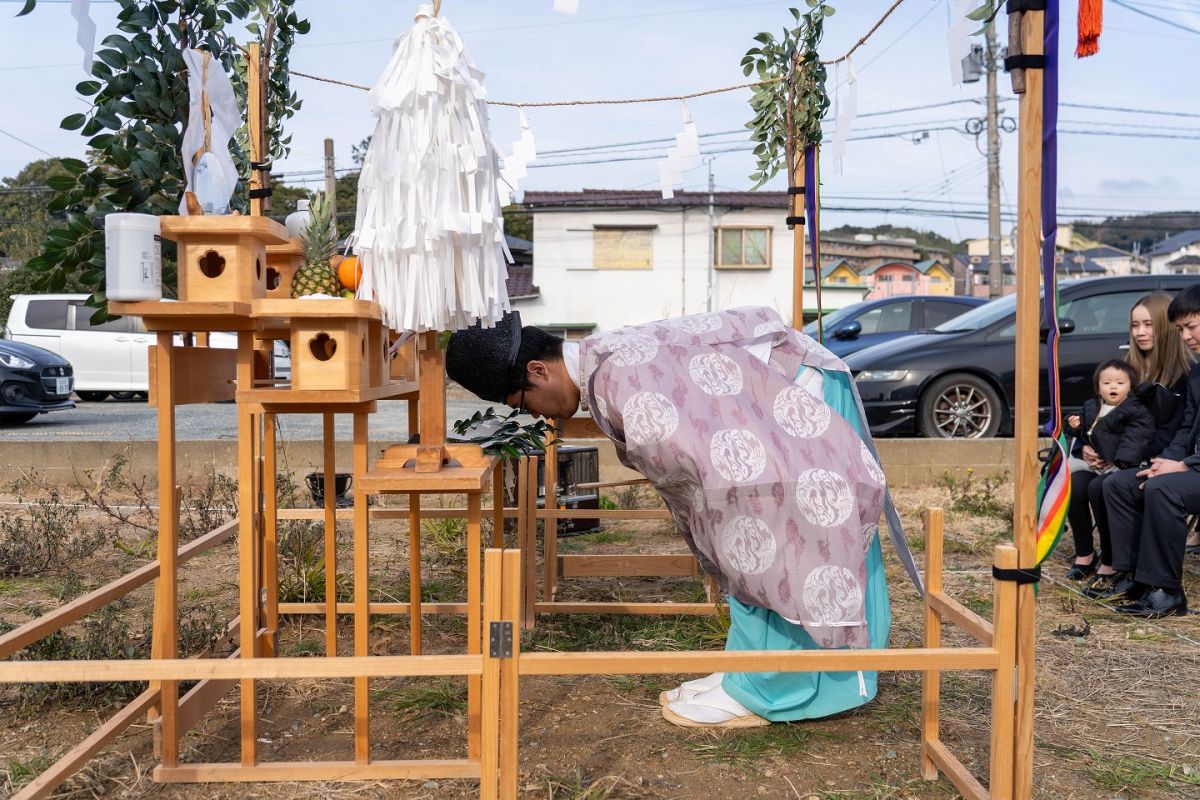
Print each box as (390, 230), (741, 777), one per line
(823, 224), (960, 259)
(1072, 212), (1200, 254)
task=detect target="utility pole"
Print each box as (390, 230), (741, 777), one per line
(706, 159), (716, 312)
(324, 138), (337, 233)
(985, 19), (1003, 298)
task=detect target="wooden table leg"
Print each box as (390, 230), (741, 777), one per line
(466, 492), (483, 760)
(492, 463), (505, 549)
(353, 412), (371, 764)
(263, 413), (279, 657)
(323, 412), (338, 657)
(236, 335), (258, 767)
(409, 493), (422, 655)
(521, 458), (537, 630)
(150, 332), (179, 766)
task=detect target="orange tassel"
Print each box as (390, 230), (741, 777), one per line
(1077, 0), (1103, 58)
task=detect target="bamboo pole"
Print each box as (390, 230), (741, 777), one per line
(1013, 7), (1046, 798)
(790, 148), (806, 330)
(263, 414), (278, 657)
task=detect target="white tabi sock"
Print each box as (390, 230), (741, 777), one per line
(667, 684), (759, 724)
(660, 672), (724, 705)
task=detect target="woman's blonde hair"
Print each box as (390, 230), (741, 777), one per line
(1127, 292), (1192, 387)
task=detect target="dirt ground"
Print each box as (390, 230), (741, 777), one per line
(1, 466), (1198, 800)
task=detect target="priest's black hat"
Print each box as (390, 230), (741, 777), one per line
(445, 311), (523, 404)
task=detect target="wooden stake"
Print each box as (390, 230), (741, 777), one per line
(353, 411), (371, 764)
(990, 545), (1019, 799)
(479, 549), (502, 800)
(263, 414), (278, 657)
(418, 331), (446, 447)
(466, 492), (483, 760)
(499, 549), (521, 800)
(1013, 8), (1045, 797)
(492, 463), (505, 548)
(323, 412), (338, 656)
(919, 508), (943, 782)
(543, 431), (559, 603)
(149, 333), (178, 765)
(409, 492), (422, 655)
(236, 334), (258, 766)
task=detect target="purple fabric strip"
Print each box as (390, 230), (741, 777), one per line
(804, 144), (818, 279)
(1040, 0), (1060, 434)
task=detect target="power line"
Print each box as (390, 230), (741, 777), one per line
(1110, 0), (1200, 34)
(0, 127), (55, 158)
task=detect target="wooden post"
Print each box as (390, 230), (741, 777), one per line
(409, 493), (422, 655)
(353, 411), (371, 764)
(499, 548), (521, 800)
(246, 43), (266, 217)
(417, 331), (446, 470)
(920, 508), (944, 781)
(521, 457), (538, 629)
(990, 544), (1019, 799)
(322, 413), (338, 656)
(1013, 7), (1045, 797)
(480, 549), (503, 799)
(466, 492), (483, 759)
(263, 413), (279, 657)
(542, 429), (559, 603)
(491, 463), (505, 548)
(236, 334), (259, 766)
(790, 148), (806, 331)
(149, 332), (179, 766)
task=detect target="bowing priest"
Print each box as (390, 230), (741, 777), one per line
(447, 307), (914, 729)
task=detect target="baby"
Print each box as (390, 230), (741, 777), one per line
(1065, 359), (1156, 472)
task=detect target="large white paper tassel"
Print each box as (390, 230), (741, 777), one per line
(354, 4), (512, 333)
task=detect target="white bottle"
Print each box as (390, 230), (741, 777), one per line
(285, 198), (311, 239)
(105, 213), (162, 301)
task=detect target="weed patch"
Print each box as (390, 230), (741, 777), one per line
(939, 469), (1011, 519)
(373, 678), (467, 721)
(0, 490), (103, 578)
(685, 724), (821, 768)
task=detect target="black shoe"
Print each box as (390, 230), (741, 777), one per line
(1085, 572), (1141, 601)
(1114, 587), (1188, 618)
(1065, 555), (1098, 581)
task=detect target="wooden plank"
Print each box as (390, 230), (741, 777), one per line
(543, 434), (559, 603)
(13, 688), (159, 800)
(533, 602), (716, 616)
(467, 493), (483, 760)
(359, 466), (494, 494)
(558, 554), (698, 578)
(924, 738), (988, 800)
(0, 655), (482, 683)
(263, 414), (278, 657)
(0, 519), (237, 660)
(928, 592), (993, 647)
(278, 601), (468, 616)
(251, 298), (382, 320)
(1013, 12), (1045, 800)
(150, 331), (180, 767)
(479, 549), (503, 800)
(499, 549), (521, 800)
(791, 148), (806, 331)
(160, 216), (288, 244)
(353, 412), (371, 765)
(409, 493), (422, 655)
(276, 507), (527, 522)
(518, 648), (999, 676)
(921, 508), (944, 783)
(536, 508), (670, 521)
(236, 334), (258, 767)
(153, 759), (481, 783)
(148, 345), (236, 407)
(521, 458), (537, 630)
(323, 413), (338, 657)
(574, 478), (650, 491)
(989, 545), (1019, 800)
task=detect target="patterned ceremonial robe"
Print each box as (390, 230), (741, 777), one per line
(579, 307), (885, 649)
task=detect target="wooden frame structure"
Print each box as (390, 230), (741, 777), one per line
(0, 3), (1053, 796)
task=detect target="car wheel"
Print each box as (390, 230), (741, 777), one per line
(111, 391), (137, 401)
(77, 391), (109, 402)
(0, 412), (38, 425)
(919, 373), (1003, 439)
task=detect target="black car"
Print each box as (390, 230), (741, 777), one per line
(0, 338), (75, 424)
(802, 295), (987, 358)
(846, 275), (1199, 438)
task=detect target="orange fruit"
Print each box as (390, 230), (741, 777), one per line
(337, 256), (361, 291)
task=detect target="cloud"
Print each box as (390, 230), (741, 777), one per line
(1098, 175), (1181, 194)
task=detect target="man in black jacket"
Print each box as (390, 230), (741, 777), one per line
(1098, 285), (1200, 618)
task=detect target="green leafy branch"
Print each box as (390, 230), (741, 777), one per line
(452, 408), (556, 460)
(742, 1), (833, 190)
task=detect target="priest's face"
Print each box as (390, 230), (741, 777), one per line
(505, 358), (580, 420)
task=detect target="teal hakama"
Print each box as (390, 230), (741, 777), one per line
(722, 367), (893, 722)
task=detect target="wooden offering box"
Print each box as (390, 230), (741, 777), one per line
(162, 215), (290, 304)
(264, 238), (304, 299)
(253, 299), (380, 392)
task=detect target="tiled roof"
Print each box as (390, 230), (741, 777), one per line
(860, 261), (914, 276)
(1167, 254), (1200, 267)
(505, 264), (539, 300)
(1149, 229), (1200, 257)
(522, 189), (789, 210)
(821, 258), (857, 278)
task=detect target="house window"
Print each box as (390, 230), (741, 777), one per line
(714, 227), (771, 269)
(593, 227), (654, 270)
(878, 274), (893, 283)
(901, 274), (914, 283)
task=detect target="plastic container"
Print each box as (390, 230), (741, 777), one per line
(285, 198), (311, 239)
(105, 213), (162, 301)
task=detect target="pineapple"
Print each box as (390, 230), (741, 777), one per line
(290, 192), (342, 298)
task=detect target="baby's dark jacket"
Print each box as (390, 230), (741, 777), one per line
(1065, 395), (1156, 468)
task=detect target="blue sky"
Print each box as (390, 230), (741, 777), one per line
(1, 0), (1197, 242)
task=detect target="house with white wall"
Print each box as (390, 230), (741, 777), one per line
(1149, 229), (1200, 274)
(516, 190), (866, 335)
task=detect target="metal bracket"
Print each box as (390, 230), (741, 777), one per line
(488, 621), (513, 658)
